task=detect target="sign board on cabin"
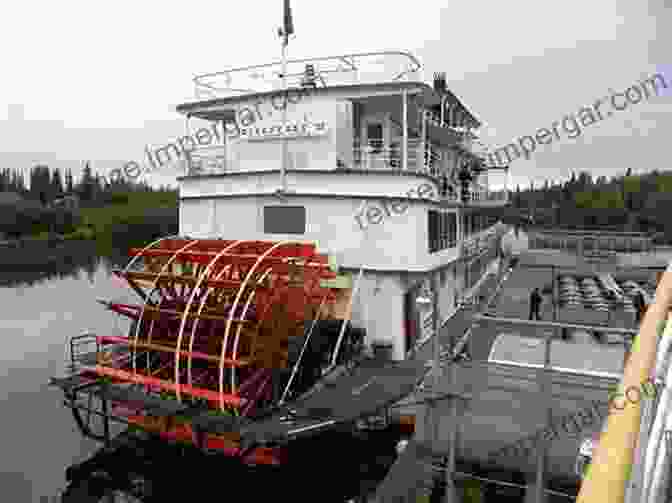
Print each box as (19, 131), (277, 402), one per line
(239, 120), (329, 140)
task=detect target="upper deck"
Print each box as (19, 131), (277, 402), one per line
(174, 52), (508, 207)
(188, 52), (427, 102)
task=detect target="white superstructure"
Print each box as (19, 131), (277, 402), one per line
(174, 52), (509, 360)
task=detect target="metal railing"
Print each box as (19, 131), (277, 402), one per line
(186, 144), (227, 175)
(469, 190), (509, 203)
(192, 51), (422, 100)
(423, 110), (477, 142)
(68, 332), (99, 372)
(528, 231), (654, 254)
(350, 138), (441, 173)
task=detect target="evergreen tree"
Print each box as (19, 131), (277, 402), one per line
(51, 168), (64, 198)
(65, 168), (74, 193)
(78, 162), (95, 202)
(30, 165), (51, 201)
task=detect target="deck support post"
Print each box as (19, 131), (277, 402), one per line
(421, 105), (427, 174)
(101, 385), (111, 448)
(530, 327), (552, 503)
(442, 354), (458, 503)
(402, 90), (408, 172)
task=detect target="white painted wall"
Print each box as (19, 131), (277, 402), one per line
(179, 171), (440, 200)
(223, 95), (345, 172)
(351, 274), (406, 360)
(180, 172), (461, 273)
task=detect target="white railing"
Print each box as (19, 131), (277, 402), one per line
(528, 231), (654, 253)
(185, 145), (227, 175)
(468, 189), (509, 203)
(424, 109), (477, 141)
(351, 138), (442, 174)
(193, 51), (422, 100)
(460, 225), (507, 257)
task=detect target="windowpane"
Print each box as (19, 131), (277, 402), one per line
(367, 123), (383, 153)
(263, 206), (306, 234)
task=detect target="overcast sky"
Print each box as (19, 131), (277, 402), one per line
(0, 0), (670, 189)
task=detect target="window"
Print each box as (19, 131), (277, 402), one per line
(429, 210), (457, 254)
(439, 213), (447, 250)
(447, 213), (457, 248)
(428, 210), (439, 253)
(263, 206), (306, 234)
(367, 123), (384, 153)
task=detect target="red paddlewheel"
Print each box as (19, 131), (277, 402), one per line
(97, 237), (343, 427)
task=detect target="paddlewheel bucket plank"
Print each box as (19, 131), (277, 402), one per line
(52, 237), (365, 464)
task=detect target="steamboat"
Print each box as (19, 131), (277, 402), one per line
(50, 6), (510, 499)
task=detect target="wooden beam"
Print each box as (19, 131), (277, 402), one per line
(96, 335), (252, 367)
(473, 314), (638, 335)
(141, 306), (252, 323)
(115, 270), (269, 290)
(93, 364), (243, 406)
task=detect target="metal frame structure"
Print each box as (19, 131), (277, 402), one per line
(385, 255), (657, 502)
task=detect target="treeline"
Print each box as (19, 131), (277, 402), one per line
(0, 163), (177, 239)
(0, 162), (168, 205)
(509, 168), (672, 241)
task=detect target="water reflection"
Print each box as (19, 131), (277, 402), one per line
(0, 240), (139, 502)
(0, 242), (129, 288)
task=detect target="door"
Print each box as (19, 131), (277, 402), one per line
(404, 287), (420, 355)
(361, 115), (389, 169)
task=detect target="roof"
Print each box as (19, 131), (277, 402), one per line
(488, 332), (625, 377)
(176, 81), (481, 127)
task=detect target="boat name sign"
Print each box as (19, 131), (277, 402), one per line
(238, 120), (328, 140)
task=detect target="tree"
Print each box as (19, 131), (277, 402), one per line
(51, 168), (63, 198)
(65, 168), (74, 194)
(577, 171), (592, 190)
(78, 162), (95, 202)
(30, 165), (51, 201)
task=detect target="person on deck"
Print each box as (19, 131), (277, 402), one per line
(529, 288), (542, 320)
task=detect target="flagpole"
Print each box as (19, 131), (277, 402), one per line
(279, 0), (293, 195)
(280, 33), (288, 193)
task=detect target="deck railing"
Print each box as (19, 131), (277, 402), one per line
(185, 144), (227, 175)
(350, 138), (441, 173)
(528, 231), (654, 254)
(468, 189), (509, 204)
(192, 51), (422, 100)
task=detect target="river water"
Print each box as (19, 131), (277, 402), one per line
(0, 242), (138, 502)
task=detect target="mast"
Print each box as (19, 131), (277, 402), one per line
(278, 0), (294, 193)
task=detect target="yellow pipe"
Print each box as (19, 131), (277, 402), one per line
(577, 270), (672, 502)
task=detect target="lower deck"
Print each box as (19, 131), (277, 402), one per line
(380, 247), (658, 501)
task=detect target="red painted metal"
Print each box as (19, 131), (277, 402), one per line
(86, 237), (344, 461)
(94, 365), (244, 406)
